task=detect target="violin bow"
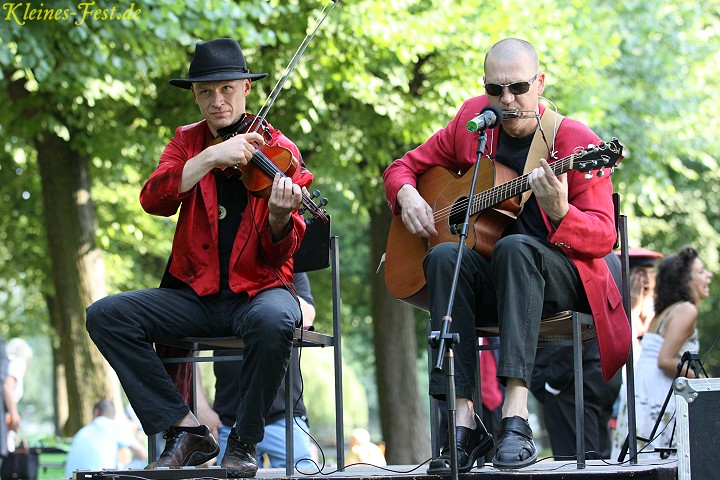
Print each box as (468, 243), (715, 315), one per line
(247, 0), (339, 135)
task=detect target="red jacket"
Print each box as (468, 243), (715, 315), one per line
(140, 119), (312, 298)
(384, 97), (630, 381)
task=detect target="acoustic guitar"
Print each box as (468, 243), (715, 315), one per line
(384, 138), (625, 309)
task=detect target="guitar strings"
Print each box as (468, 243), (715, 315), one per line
(431, 141), (618, 226)
(430, 154), (579, 225)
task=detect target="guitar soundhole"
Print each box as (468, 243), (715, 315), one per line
(448, 197), (468, 231)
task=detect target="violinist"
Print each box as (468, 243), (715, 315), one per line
(86, 38), (312, 478)
(383, 38), (629, 470)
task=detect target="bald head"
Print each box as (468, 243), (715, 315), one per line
(93, 399), (116, 419)
(482, 38), (543, 138)
(484, 38), (539, 73)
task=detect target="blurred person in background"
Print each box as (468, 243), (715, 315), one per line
(3, 338), (32, 453)
(612, 246), (712, 458)
(0, 338), (9, 458)
(345, 428), (386, 467)
(65, 399), (147, 476)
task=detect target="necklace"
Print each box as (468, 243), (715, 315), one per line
(216, 174), (227, 220)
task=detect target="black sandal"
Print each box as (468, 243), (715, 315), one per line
(492, 416), (537, 469)
(427, 414), (495, 474)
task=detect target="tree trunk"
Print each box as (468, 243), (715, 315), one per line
(36, 133), (116, 435)
(370, 205), (430, 464)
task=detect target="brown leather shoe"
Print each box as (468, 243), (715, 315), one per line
(221, 429), (258, 478)
(146, 425), (219, 469)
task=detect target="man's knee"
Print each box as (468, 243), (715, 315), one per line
(85, 296), (113, 337)
(424, 242), (464, 274)
(86, 293), (137, 340)
(494, 234), (535, 257)
(243, 305), (296, 347)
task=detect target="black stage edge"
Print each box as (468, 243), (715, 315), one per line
(73, 467), (227, 480)
(74, 459), (677, 480)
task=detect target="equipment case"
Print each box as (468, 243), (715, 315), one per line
(674, 377), (720, 480)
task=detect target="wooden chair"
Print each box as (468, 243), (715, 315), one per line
(151, 219), (344, 476)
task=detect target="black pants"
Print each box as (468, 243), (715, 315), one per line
(423, 235), (589, 400)
(530, 254), (622, 459)
(86, 286), (299, 443)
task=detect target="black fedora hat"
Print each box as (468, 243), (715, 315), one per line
(169, 38), (267, 89)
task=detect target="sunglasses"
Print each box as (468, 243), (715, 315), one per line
(484, 74), (538, 97)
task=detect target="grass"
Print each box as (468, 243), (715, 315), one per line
(38, 452), (67, 480)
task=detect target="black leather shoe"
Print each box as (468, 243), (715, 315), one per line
(221, 429), (258, 478)
(427, 413), (494, 474)
(492, 416), (537, 469)
(146, 425), (219, 469)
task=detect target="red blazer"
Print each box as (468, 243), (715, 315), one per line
(140, 119), (312, 299)
(384, 96), (630, 381)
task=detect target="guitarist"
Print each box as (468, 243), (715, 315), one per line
(383, 38), (630, 470)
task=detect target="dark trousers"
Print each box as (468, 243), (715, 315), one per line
(542, 382), (618, 459)
(423, 235), (588, 400)
(532, 339), (622, 459)
(86, 286), (299, 443)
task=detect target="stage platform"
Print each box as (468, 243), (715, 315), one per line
(264, 459), (678, 479)
(75, 458), (677, 480)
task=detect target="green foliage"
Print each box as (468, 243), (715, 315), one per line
(2, 0), (720, 433)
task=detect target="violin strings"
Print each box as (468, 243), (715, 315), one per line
(251, 150), (322, 216)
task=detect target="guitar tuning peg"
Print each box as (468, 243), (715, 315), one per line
(311, 189), (321, 199)
(298, 206), (307, 215)
(584, 172), (594, 180)
(305, 217), (313, 226)
(320, 198), (328, 207)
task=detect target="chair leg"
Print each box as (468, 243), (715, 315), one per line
(474, 342), (485, 468)
(330, 236), (345, 471)
(572, 312), (586, 469)
(285, 349), (296, 476)
(619, 214), (639, 464)
(148, 433), (160, 462)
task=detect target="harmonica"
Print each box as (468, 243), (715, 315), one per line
(502, 109), (537, 119)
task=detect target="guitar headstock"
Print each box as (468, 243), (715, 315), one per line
(572, 138), (625, 175)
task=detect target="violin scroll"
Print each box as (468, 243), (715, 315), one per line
(299, 189), (329, 224)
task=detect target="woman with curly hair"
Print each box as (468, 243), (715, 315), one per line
(612, 245), (712, 459)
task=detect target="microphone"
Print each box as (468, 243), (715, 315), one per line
(466, 105), (503, 132)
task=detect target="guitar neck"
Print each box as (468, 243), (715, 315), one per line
(471, 154), (575, 215)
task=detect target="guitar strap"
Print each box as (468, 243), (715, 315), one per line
(519, 108), (565, 210)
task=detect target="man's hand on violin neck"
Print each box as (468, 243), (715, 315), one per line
(212, 131), (265, 170)
(268, 173), (303, 241)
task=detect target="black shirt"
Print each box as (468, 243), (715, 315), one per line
(215, 173), (248, 290)
(495, 128), (550, 240)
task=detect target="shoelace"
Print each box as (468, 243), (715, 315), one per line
(159, 428), (182, 456)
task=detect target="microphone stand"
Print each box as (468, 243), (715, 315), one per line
(429, 131), (489, 480)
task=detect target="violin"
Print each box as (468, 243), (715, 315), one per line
(213, 113), (329, 223)
(211, 0), (338, 224)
